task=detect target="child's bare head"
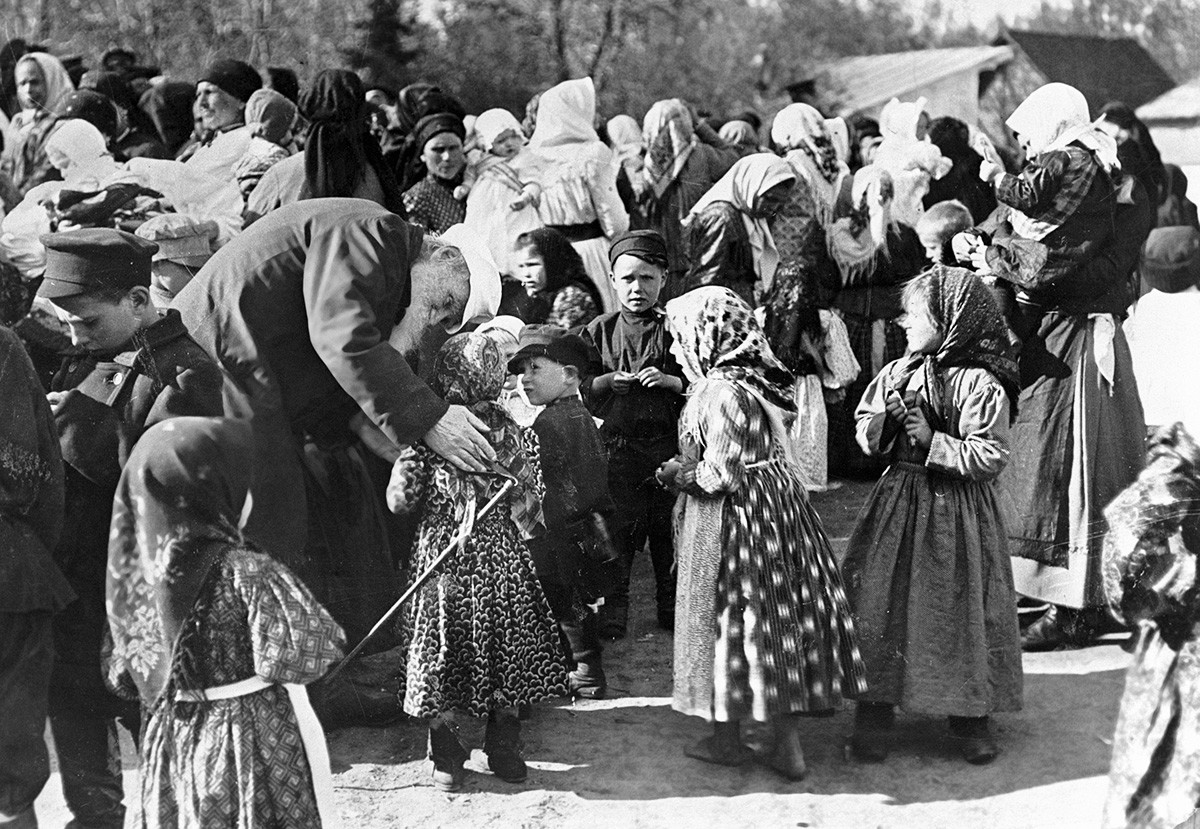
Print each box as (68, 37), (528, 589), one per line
(916, 200), (973, 264)
(899, 270), (946, 355)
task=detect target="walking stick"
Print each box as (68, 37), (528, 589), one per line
(324, 471), (517, 683)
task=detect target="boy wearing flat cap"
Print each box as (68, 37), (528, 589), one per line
(581, 229), (685, 639)
(37, 228), (223, 829)
(510, 325), (616, 699)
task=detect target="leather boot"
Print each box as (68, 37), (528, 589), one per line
(849, 702), (894, 763)
(428, 719), (468, 792)
(948, 715), (999, 765)
(483, 710), (527, 783)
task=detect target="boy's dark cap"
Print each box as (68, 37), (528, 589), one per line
(1142, 226), (1200, 293)
(37, 229), (157, 300)
(609, 229), (668, 268)
(507, 325), (601, 375)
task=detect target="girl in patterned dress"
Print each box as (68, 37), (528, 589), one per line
(843, 266), (1023, 766)
(105, 417), (345, 828)
(656, 286), (866, 781)
(389, 332), (566, 792)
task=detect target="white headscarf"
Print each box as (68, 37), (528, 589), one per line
(605, 114), (643, 166)
(474, 108), (525, 152)
(1006, 82), (1119, 173)
(771, 103), (843, 225)
(44, 119), (128, 189)
(12, 53), (74, 129)
(642, 98), (696, 198)
(440, 223), (502, 332)
(687, 153), (795, 291)
(824, 117), (850, 165)
(527, 78), (600, 152)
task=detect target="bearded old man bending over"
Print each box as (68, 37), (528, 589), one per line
(172, 198), (498, 643)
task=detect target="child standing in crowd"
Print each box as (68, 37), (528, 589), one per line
(510, 227), (604, 330)
(657, 286), (865, 781)
(509, 325), (616, 699)
(582, 230), (686, 638)
(38, 229), (224, 829)
(843, 266), (1023, 766)
(477, 315), (543, 427)
(915, 199), (973, 265)
(389, 333), (566, 792)
(106, 418), (343, 828)
(0, 325), (70, 829)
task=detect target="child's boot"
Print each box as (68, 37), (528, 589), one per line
(484, 709), (528, 783)
(568, 660), (607, 699)
(948, 715), (998, 765)
(428, 718), (468, 792)
(849, 702), (894, 763)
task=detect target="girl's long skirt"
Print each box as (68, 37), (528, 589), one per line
(842, 462), (1024, 717)
(673, 458), (866, 722)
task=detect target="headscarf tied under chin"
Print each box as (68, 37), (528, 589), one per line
(13, 53), (73, 126)
(666, 285), (797, 420)
(642, 98), (696, 198)
(892, 266), (1020, 421)
(299, 69), (405, 214)
(1007, 82), (1119, 173)
(105, 417), (254, 705)
(431, 333), (544, 539)
(771, 103), (843, 226)
(687, 153), (796, 292)
(474, 108), (524, 153)
(244, 88), (297, 146)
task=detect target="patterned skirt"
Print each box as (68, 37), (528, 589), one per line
(400, 505), (567, 718)
(673, 458), (866, 722)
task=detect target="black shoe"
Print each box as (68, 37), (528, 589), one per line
(429, 721), (468, 792)
(948, 716), (999, 765)
(1021, 605), (1067, 651)
(849, 702), (894, 763)
(484, 712), (528, 783)
(569, 664), (607, 699)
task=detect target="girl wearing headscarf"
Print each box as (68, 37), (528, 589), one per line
(978, 82), (1119, 292)
(388, 332), (565, 792)
(463, 107), (543, 273)
(764, 103), (859, 490)
(510, 77), (629, 312)
(656, 286), (865, 780)
(508, 226), (602, 329)
(244, 69), (405, 225)
(1101, 423), (1200, 829)
(641, 98), (743, 297)
(402, 111), (468, 233)
(1, 52), (74, 209)
(683, 153), (795, 305)
(605, 113), (647, 226)
(842, 266), (1023, 766)
(826, 165), (928, 477)
(106, 417), (344, 828)
(233, 88), (296, 199)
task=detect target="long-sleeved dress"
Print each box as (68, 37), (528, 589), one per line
(842, 362), (1023, 716)
(672, 379), (865, 722)
(135, 547), (344, 828)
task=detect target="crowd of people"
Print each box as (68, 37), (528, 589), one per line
(1, 40), (1199, 829)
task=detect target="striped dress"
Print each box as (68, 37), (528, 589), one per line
(672, 379), (866, 722)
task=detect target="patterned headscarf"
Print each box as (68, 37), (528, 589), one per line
(642, 98), (696, 198)
(432, 333), (544, 539)
(665, 286), (796, 414)
(894, 265), (1020, 419)
(771, 103), (843, 226)
(106, 417), (253, 704)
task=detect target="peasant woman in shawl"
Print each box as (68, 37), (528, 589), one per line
(683, 153), (795, 305)
(105, 417), (344, 828)
(389, 333), (566, 792)
(657, 286), (865, 781)
(843, 266), (1023, 766)
(1, 52), (74, 209)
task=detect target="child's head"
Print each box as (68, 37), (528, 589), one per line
(476, 315), (525, 389)
(1140, 226), (1200, 294)
(507, 325), (595, 406)
(475, 107), (526, 159)
(916, 200), (973, 265)
(245, 87), (298, 148)
(513, 227), (586, 297)
(37, 229), (159, 352)
(899, 271), (946, 355)
(432, 332), (505, 407)
(608, 230), (668, 313)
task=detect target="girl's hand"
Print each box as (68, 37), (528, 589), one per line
(904, 407), (933, 450)
(612, 371), (638, 395)
(656, 459), (682, 489)
(637, 367), (683, 393)
(884, 389), (907, 422)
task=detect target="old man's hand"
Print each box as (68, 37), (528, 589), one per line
(423, 404), (497, 472)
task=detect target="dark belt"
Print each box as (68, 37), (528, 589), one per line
(546, 221), (603, 243)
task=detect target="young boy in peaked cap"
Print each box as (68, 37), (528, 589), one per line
(37, 228), (224, 829)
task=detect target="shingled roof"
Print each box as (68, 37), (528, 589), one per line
(999, 29), (1176, 111)
(822, 46), (1014, 114)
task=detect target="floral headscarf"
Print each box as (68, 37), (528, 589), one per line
(687, 153), (796, 291)
(893, 265), (1020, 419)
(432, 333), (544, 539)
(642, 98), (696, 198)
(106, 417), (253, 704)
(665, 285), (796, 413)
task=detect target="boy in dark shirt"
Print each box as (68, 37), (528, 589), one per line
(510, 326), (615, 699)
(582, 230), (686, 639)
(37, 229), (224, 829)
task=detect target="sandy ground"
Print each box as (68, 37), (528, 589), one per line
(34, 480), (1132, 828)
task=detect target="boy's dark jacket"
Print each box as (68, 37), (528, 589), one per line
(50, 309), (224, 697)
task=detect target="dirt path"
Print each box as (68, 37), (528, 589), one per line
(35, 481), (1132, 828)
